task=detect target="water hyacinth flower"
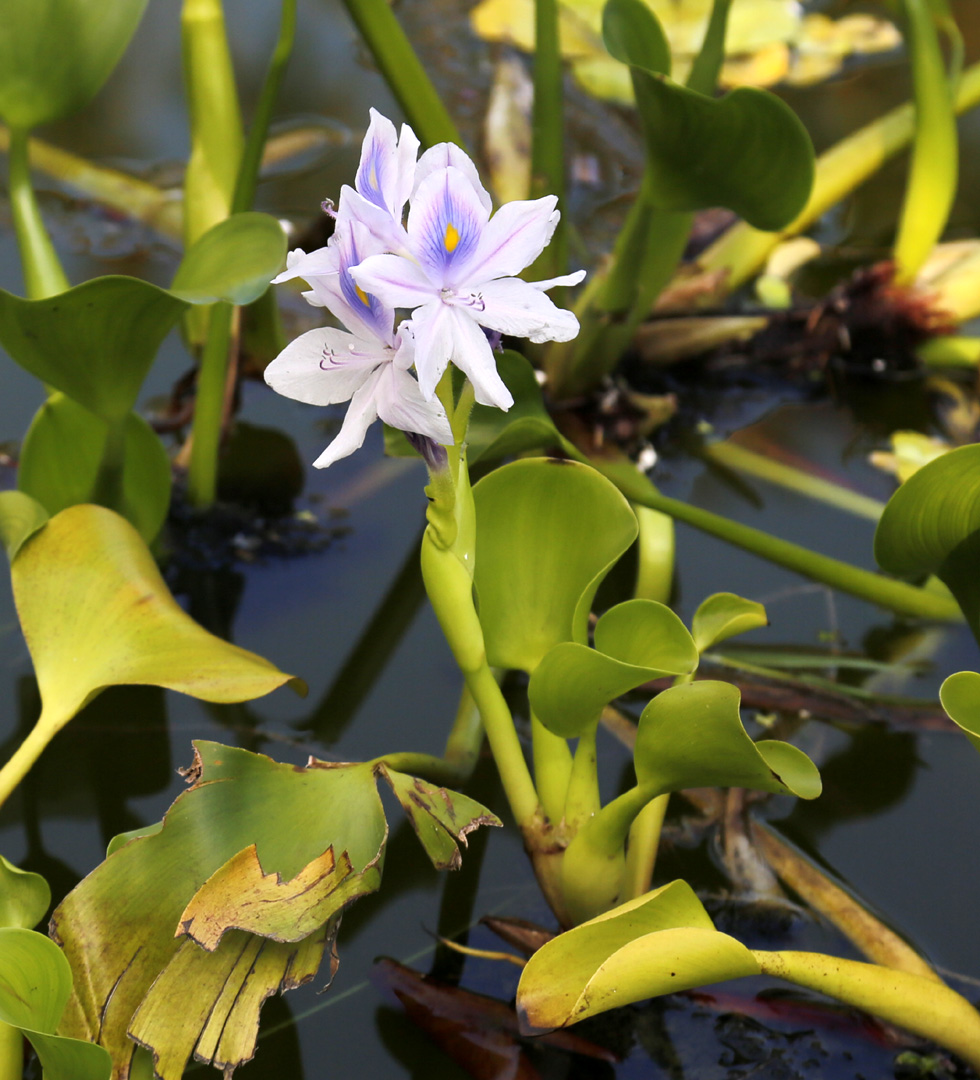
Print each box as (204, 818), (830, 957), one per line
(265, 219), (452, 468)
(266, 108), (583, 463)
(351, 165), (585, 410)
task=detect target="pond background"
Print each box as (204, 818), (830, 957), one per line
(2, 1), (980, 1076)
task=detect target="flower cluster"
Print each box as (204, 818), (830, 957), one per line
(265, 109), (585, 467)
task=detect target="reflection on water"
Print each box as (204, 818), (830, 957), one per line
(2, 0), (980, 1077)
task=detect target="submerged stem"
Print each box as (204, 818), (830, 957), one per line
(187, 302), (236, 507)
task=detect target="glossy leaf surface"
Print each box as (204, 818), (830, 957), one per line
(54, 742), (497, 1079)
(634, 680), (821, 799)
(0, 278), (187, 423)
(19, 394), (171, 543)
(171, 212), (288, 306)
(939, 670), (980, 754)
(11, 504), (303, 730)
(473, 459), (638, 672)
(603, 0), (814, 230)
(0, 854), (49, 930)
(875, 444), (980, 577)
(0, 928), (111, 1080)
(0, 0), (148, 129)
(517, 880), (759, 1031)
(529, 600), (698, 737)
(692, 592), (768, 652)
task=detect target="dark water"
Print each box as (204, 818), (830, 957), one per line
(2, 0), (980, 1077)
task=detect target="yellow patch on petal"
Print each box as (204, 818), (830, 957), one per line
(444, 222), (461, 253)
(354, 284), (371, 306)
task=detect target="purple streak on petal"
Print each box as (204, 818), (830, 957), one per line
(334, 222), (395, 344)
(482, 327), (503, 352)
(409, 167), (487, 286)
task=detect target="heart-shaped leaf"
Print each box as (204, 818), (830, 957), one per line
(634, 680), (821, 798)
(529, 600), (698, 737)
(517, 880), (759, 1031)
(54, 742), (498, 1079)
(171, 213), (288, 306)
(0, 501), (304, 809)
(0, 277), (187, 424)
(691, 592), (768, 652)
(472, 459), (638, 673)
(19, 394), (171, 543)
(0, 0), (148, 129)
(602, 0), (814, 230)
(0, 928), (111, 1079)
(939, 670), (980, 755)
(0, 855), (50, 930)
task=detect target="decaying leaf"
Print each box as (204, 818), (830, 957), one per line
(52, 742), (499, 1079)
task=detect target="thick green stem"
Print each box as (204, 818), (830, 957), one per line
(754, 951), (980, 1071)
(893, 0), (959, 284)
(339, 0), (462, 149)
(692, 59), (980, 300)
(187, 301), (235, 507)
(531, 711), (572, 824)
(0, 1022), (20, 1080)
(90, 417), (129, 515)
(6, 125), (69, 300)
(621, 793), (668, 900)
(562, 726), (600, 831)
(574, 451), (964, 622)
(232, 0), (296, 214)
(0, 709), (62, 811)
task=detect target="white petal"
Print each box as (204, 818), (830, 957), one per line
(445, 308), (514, 409)
(271, 245), (339, 286)
(355, 109), (419, 222)
(407, 301), (456, 400)
(528, 269), (587, 290)
(337, 185), (412, 257)
(414, 142), (493, 214)
(351, 253), (438, 309)
(407, 166), (491, 286)
(476, 276), (581, 343)
(312, 372), (383, 468)
(374, 364), (454, 445)
(464, 197), (560, 283)
(264, 326), (382, 406)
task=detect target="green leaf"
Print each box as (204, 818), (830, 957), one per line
(939, 670), (980, 755)
(0, 491), (48, 562)
(600, 0), (671, 78)
(467, 351), (564, 464)
(0, 855), (50, 930)
(0, 505), (305, 810)
(171, 212), (288, 306)
(0, 928), (111, 1080)
(0, 277), (188, 424)
(602, 0), (814, 231)
(0, 0), (148, 129)
(19, 394), (171, 543)
(53, 742), (497, 1079)
(472, 458), (638, 672)
(691, 592), (768, 652)
(516, 880), (759, 1031)
(529, 600), (698, 738)
(634, 680), (821, 799)
(380, 768), (502, 870)
(875, 444), (980, 577)
(874, 443), (980, 639)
